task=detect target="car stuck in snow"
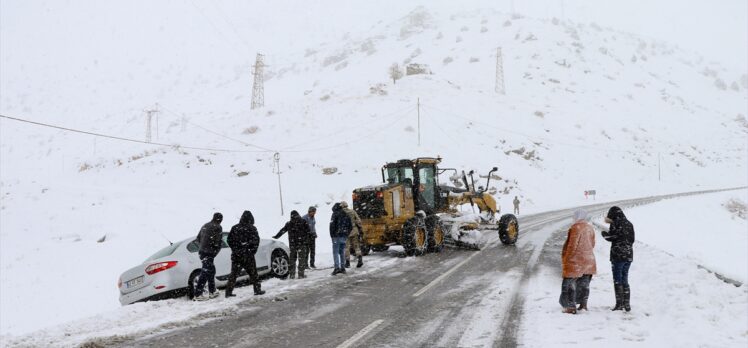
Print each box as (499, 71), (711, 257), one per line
(118, 233), (290, 305)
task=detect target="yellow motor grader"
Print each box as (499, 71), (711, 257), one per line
(351, 157), (519, 256)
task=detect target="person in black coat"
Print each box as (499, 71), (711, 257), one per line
(274, 210), (311, 279)
(601, 206), (635, 312)
(194, 212), (223, 300)
(329, 203), (352, 275)
(226, 210), (265, 297)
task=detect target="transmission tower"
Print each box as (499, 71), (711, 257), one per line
(251, 53), (265, 109)
(144, 106), (159, 143)
(495, 47), (506, 95)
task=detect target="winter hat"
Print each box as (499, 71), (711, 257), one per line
(308, 206), (317, 213)
(573, 209), (589, 222)
(212, 212), (223, 223)
(290, 210), (300, 218)
(340, 201), (349, 208)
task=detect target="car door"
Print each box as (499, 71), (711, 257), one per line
(255, 239), (272, 272)
(213, 232), (232, 283)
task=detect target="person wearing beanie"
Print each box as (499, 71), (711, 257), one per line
(329, 203), (352, 275)
(274, 210), (311, 279)
(559, 209), (596, 314)
(302, 206), (318, 268)
(193, 212), (223, 301)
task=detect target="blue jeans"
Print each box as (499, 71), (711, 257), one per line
(196, 253), (216, 295)
(612, 261), (632, 285)
(332, 237), (347, 269)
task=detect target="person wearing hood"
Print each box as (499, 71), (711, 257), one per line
(559, 209), (597, 314)
(601, 206), (635, 312)
(226, 210), (265, 297)
(193, 212), (223, 301)
(341, 201), (364, 268)
(329, 202), (352, 275)
(274, 210), (311, 279)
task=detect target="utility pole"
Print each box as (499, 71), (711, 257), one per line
(251, 53), (265, 110)
(495, 47), (505, 95)
(417, 98), (421, 146)
(144, 106), (159, 143)
(273, 152), (284, 215)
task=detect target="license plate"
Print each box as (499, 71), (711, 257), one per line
(126, 276), (144, 288)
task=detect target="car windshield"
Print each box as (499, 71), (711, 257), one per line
(145, 243), (181, 262)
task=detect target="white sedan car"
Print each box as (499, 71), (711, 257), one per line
(118, 233), (290, 305)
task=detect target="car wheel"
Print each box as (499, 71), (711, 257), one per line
(187, 270), (201, 299)
(270, 249), (290, 279)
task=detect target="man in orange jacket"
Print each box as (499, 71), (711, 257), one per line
(560, 209), (597, 314)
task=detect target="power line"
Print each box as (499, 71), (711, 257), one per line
(280, 104), (415, 151)
(420, 103), (632, 154)
(159, 106), (276, 152)
(0, 114), (268, 153)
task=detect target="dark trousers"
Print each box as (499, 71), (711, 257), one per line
(612, 261), (632, 285)
(308, 237), (316, 266)
(559, 275), (593, 309)
(226, 254), (260, 294)
(196, 253), (216, 295)
(289, 244), (308, 277)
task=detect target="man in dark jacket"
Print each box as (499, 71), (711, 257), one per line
(194, 212), (223, 301)
(329, 203), (352, 275)
(601, 206), (635, 312)
(273, 210), (310, 279)
(225, 210), (266, 297)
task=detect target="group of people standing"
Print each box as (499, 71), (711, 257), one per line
(560, 206), (635, 314)
(191, 201), (367, 300)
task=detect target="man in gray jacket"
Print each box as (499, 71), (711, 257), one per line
(194, 212), (223, 301)
(302, 206), (317, 268)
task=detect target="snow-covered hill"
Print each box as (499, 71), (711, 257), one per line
(1, 0), (746, 338)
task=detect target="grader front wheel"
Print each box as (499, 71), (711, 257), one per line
(498, 214), (519, 245)
(426, 215), (445, 253)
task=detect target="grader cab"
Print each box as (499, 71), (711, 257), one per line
(352, 157), (519, 256)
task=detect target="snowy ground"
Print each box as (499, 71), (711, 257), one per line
(520, 189), (748, 347)
(2, 191), (746, 347)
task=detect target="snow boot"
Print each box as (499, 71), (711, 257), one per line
(331, 268), (340, 276)
(193, 293), (208, 301)
(310, 263), (316, 269)
(356, 256), (364, 268)
(345, 260), (351, 268)
(225, 291), (236, 298)
(289, 273), (296, 279)
(623, 285), (631, 312)
(563, 307), (577, 314)
(253, 283), (265, 295)
(611, 284), (624, 311)
(577, 302), (588, 311)
(208, 291), (220, 299)
(339, 267), (347, 274)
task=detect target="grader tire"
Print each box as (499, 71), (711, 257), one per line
(403, 218), (428, 256)
(498, 214), (519, 245)
(426, 215), (445, 253)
